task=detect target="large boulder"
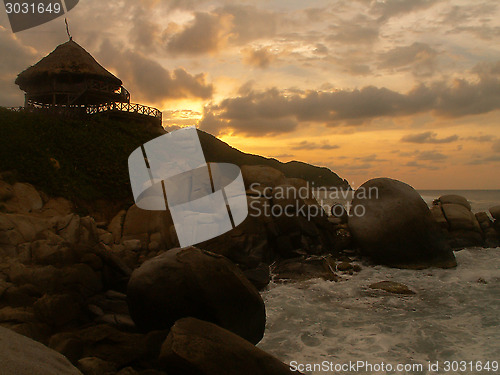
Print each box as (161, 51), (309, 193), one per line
(121, 204), (174, 249)
(0, 325), (82, 374)
(436, 194), (471, 211)
(127, 247), (266, 344)
(2, 183), (43, 214)
(348, 178), (456, 269)
(159, 317), (300, 375)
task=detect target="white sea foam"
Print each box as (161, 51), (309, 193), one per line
(258, 248), (500, 374)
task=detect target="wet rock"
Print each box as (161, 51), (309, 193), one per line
(159, 317), (300, 375)
(127, 247), (266, 344)
(243, 263), (271, 290)
(441, 204), (480, 232)
(336, 261), (352, 271)
(273, 256), (339, 282)
(448, 230), (484, 249)
(369, 281), (416, 295)
(348, 178), (456, 269)
(489, 205), (500, 221)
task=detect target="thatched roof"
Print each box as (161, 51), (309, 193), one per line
(15, 40), (122, 89)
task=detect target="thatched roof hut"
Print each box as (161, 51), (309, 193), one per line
(16, 39), (128, 106)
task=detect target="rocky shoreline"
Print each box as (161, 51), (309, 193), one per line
(0, 168), (499, 374)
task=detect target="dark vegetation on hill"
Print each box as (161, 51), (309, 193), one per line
(197, 130), (349, 188)
(0, 108), (348, 214)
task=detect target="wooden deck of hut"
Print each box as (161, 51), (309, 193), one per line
(15, 39), (162, 128)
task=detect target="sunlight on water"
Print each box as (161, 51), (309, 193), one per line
(258, 248), (500, 374)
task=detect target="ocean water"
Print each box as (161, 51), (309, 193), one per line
(258, 248), (500, 374)
(313, 189), (500, 214)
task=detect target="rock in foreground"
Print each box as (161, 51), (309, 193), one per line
(0, 325), (82, 375)
(127, 247), (266, 344)
(159, 317), (300, 375)
(348, 178), (456, 269)
(369, 281), (416, 295)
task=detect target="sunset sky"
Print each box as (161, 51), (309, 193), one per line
(1, 0), (500, 189)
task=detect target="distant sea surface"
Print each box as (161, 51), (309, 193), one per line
(314, 189), (500, 213)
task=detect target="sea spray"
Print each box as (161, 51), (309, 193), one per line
(258, 248), (500, 375)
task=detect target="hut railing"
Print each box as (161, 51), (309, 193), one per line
(86, 102), (162, 120)
(19, 100), (162, 123)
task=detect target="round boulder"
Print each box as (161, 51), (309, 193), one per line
(127, 247), (266, 344)
(438, 194), (471, 211)
(348, 178), (456, 269)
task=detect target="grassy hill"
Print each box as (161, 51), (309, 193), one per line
(0, 108), (348, 214)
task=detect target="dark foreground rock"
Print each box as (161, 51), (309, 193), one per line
(159, 317), (300, 375)
(0, 325), (82, 374)
(348, 178), (456, 269)
(127, 247), (266, 344)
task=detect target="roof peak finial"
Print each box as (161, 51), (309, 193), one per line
(65, 18), (72, 41)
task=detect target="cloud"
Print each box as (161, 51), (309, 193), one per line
(416, 150), (448, 161)
(242, 47), (276, 68)
(467, 135), (497, 142)
(328, 15), (380, 44)
(165, 5), (278, 55)
(0, 27), (37, 106)
(472, 61), (500, 78)
(405, 160), (440, 170)
(220, 5), (278, 44)
(354, 154), (388, 163)
(493, 141), (500, 152)
(467, 154), (500, 165)
(198, 67), (500, 136)
(198, 106), (298, 137)
(128, 7), (164, 53)
(98, 40), (213, 104)
(370, 0), (439, 21)
(167, 12), (233, 55)
(377, 42), (438, 77)
(290, 141), (339, 150)
(401, 132), (458, 144)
